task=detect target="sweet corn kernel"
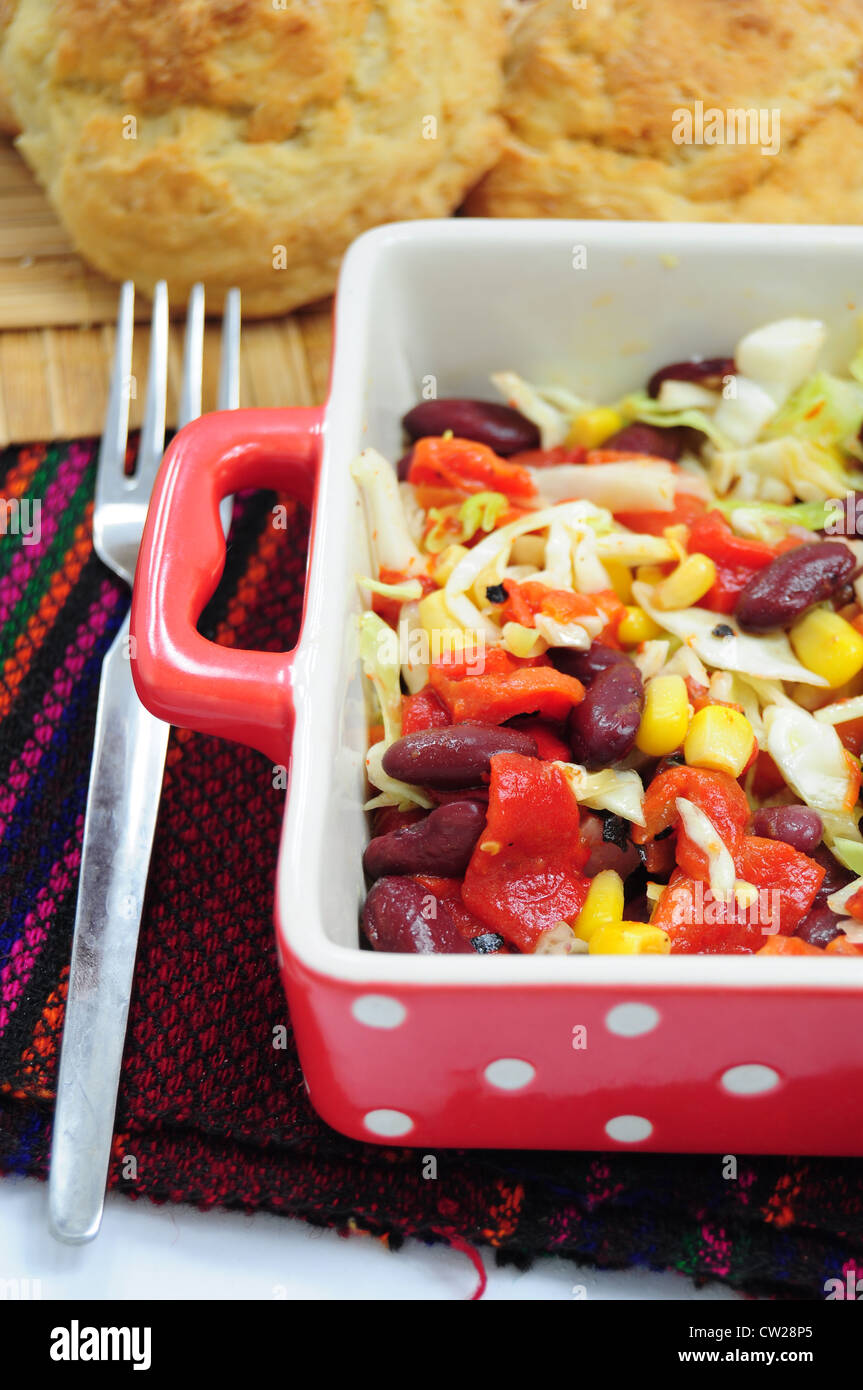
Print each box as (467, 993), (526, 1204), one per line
(618, 605), (664, 646)
(790, 608), (863, 689)
(430, 543), (469, 586)
(418, 589), (471, 662)
(635, 674), (690, 756)
(684, 704), (756, 779)
(635, 564), (666, 586)
(588, 921), (672, 955)
(567, 406), (625, 449)
(653, 553), (717, 611)
(502, 621), (548, 659)
(573, 870), (625, 943)
(603, 559), (634, 604)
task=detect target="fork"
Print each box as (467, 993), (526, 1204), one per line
(48, 282), (241, 1243)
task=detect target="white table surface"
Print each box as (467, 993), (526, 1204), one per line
(0, 1177), (741, 1300)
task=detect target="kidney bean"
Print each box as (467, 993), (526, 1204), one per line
(402, 399), (540, 456)
(362, 877), (474, 954)
(734, 542), (857, 632)
(427, 785), (490, 806)
(567, 660), (643, 770)
(751, 805), (823, 855)
(550, 642), (632, 685)
(809, 843), (855, 903)
(624, 893), (653, 924)
(647, 356), (735, 399)
(580, 810), (641, 878)
(363, 801), (486, 880)
(640, 836), (677, 879)
(601, 422), (686, 461)
(794, 904), (844, 948)
(396, 449), (414, 481)
(382, 723), (538, 788)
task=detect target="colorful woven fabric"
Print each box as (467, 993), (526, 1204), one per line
(1, 437), (862, 1299)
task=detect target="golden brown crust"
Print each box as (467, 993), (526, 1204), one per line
(0, 0), (18, 132)
(466, 0), (863, 223)
(2, 0), (505, 314)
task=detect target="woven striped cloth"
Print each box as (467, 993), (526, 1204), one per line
(1, 437), (861, 1299)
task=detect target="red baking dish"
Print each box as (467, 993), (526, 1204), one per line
(131, 220), (863, 1154)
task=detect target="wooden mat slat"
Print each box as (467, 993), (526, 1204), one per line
(0, 139), (335, 444)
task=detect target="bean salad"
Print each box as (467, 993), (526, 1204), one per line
(351, 317), (863, 957)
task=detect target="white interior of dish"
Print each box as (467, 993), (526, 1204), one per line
(280, 218), (863, 988)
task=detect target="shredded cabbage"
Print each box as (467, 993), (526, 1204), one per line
(714, 496), (830, 539)
(555, 762), (646, 826)
(734, 317), (826, 394)
(595, 532), (677, 566)
(531, 461), (688, 511)
(425, 491), (510, 552)
(676, 797), (736, 900)
(656, 380), (721, 411)
(829, 838), (863, 875)
(827, 876), (863, 916)
(765, 371), (863, 455)
(445, 500), (606, 599)
(534, 615), (592, 649)
(398, 601), (428, 694)
(358, 610), (403, 746)
(632, 582), (828, 686)
(491, 371), (569, 448)
(617, 390), (729, 449)
(351, 449), (426, 574)
(713, 376), (779, 447)
(364, 741), (432, 812)
(814, 695), (863, 726)
(358, 575), (423, 603)
(762, 705), (855, 815)
(708, 437), (859, 503)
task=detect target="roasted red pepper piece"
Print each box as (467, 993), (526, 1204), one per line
(506, 445), (588, 468)
(735, 836), (825, 935)
(614, 490), (707, 537)
(759, 934), (863, 956)
(685, 510), (775, 613)
(435, 646), (549, 682)
(500, 579), (600, 629)
(461, 752), (589, 951)
(636, 764), (751, 880)
(408, 436), (538, 503)
(651, 839), (823, 952)
(401, 687), (452, 734)
(429, 663), (585, 724)
(504, 717), (571, 762)
(651, 870), (769, 953)
(415, 874), (506, 948)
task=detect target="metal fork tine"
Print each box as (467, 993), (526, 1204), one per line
(96, 280), (134, 488)
(218, 289), (241, 411)
(135, 280), (169, 482)
(217, 288), (241, 536)
(178, 283), (205, 429)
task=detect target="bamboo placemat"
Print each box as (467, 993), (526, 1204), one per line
(0, 140), (333, 444)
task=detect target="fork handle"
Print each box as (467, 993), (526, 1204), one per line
(48, 613), (171, 1243)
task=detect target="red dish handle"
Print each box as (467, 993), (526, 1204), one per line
(130, 407), (324, 767)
